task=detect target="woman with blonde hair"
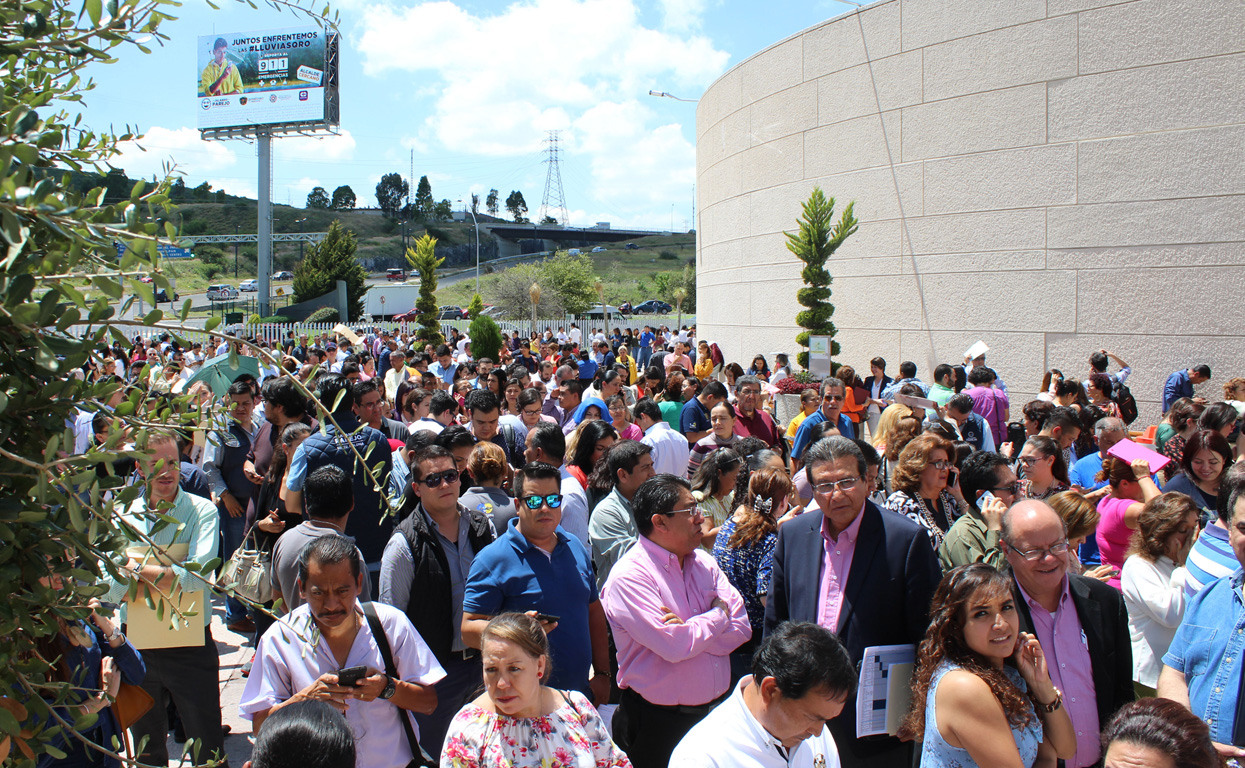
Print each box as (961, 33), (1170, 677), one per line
(883, 433), (965, 548)
(879, 413), (923, 497)
(872, 402), (914, 452)
(903, 564), (1075, 767)
(1121, 493), (1198, 697)
(441, 613), (629, 767)
(1046, 490), (1115, 581)
(459, 441), (516, 526)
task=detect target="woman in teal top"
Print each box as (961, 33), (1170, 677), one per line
(902, 564), (1076, 768)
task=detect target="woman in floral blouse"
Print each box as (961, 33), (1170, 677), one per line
(441, 613), (630, 768)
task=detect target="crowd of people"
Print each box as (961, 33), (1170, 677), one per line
(51, 321), (1245, 768)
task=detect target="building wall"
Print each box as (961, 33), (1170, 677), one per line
(696, 0), (1245, 421)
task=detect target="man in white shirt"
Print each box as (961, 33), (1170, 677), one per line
(670, 622), (855, 768)
(635, 398), (690, 478)
(568, 323), (582, 346)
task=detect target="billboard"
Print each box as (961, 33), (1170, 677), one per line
(197, 26), (338, 131)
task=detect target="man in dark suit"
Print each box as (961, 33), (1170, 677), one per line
(1002, 499), (1133, 768)
(764, 436), (940, 768)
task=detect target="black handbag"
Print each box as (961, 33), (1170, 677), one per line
(361, 602), (436, 768)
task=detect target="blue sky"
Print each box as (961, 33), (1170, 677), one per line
(95, 0), (859, 229)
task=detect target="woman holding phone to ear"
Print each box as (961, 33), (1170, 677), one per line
(902, 564), (1076, 768)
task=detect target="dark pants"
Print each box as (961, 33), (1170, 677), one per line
(613, 688), (720, 768)
(132, 629), (225, 766)
(413, 652), (482, 761)
(218, 505), (248, 624)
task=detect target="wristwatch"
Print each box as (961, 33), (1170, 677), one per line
(379, 675), (396, 700)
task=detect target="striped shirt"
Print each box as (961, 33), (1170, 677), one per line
(102, 487), (220, 626)
(1184, 521), (1238, 599)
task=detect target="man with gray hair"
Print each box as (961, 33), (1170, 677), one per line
(732, 374), (782, 450)
(764, 436), (939, 768)
(790, 377), (854, 466)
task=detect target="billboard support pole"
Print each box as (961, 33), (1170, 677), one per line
(258, 129), (272, 319)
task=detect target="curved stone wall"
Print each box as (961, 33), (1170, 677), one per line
(696, 0), (1245, 418)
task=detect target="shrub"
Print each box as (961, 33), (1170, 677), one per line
(774, 374), (822, 395)
(659, 250), (678, 260)
(306, 306), (340, 323)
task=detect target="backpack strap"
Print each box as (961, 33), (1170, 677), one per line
(362, 602), (433, 767)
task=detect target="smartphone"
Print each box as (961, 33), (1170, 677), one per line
(947, 469), (958, 488)
(337, 665), (367, 687)
(980, 490), (998, 506)
(534, 613), (560, 624)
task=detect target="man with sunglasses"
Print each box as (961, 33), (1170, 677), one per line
(764, 436), (940, 768)
(938, 450), (1018, 571)
(380, 445), (496, 758)
(1002, 500), (1133, 768)
(602, 474), (752, 768)
(461, 462), (610, 706)
(790, 378), (854, 469)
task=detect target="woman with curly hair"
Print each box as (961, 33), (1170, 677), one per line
(883, 432), (966, 548)
(902, 564), (1075, 768)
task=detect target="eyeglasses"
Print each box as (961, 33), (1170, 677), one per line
(1007, 540), (1069, 561)
(823, 394), (844, 402)
(419, 469), (460, 488)
(657, 504), (704, 520)
(522, 408), (541, 417)
(1017, 455), (1046, 466)
(990, 482), (1023, 495)
(927, 461), (952, 470)
(521, 493), (564, 510)
(813, 477), (860, 495)
(739, 388), (760, 397)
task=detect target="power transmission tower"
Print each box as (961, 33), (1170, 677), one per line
(539, 130), (569, 226)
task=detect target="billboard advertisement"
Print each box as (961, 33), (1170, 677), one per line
(197, 26), (335, 131)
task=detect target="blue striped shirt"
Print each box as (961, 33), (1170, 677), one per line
(1184, 521), (1238, 599)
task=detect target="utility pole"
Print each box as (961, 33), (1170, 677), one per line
(234, 224), (240, 277)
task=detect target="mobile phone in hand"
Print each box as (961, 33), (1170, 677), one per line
(337, 665), (367, 687)
(534, 613), (560, 624)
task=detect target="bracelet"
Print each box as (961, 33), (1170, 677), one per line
(593, 670), (612, 679)
(1035, 687), (1063, 714)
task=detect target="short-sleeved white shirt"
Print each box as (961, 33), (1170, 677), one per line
(240, 603), (446, 768)
(669, 677), (842, 768)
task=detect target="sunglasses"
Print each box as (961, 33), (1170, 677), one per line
(419, 469), (460, 488)
(521, 493), (564, 510)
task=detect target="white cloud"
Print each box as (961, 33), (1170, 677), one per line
(112, 126), (238, 181)
(354, 0), (728, 227)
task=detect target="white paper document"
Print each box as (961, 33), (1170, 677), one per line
(856, 644), (916, 738)
(963, 340), (989, 360)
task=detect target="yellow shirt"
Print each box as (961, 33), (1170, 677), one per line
(786, 408), (813, 438)
(693, 357), (714, 380)
(201, 61), (243, 96)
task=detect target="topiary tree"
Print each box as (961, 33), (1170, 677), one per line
(785, 187), (858, 369)
(468, 314), (503, 362)
(305, 306), (340, 323)
(466, 293), (485, 319)
(406, 233), (444, 346)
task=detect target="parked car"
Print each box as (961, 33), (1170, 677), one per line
(584, 303), (620, 317)
(624, 243), (640, 250)
(481, 305), (506, 319)
(394, 308), (420, 322)
(239, 279), (258, 292)
(438, 305), (464, 320)
(206, 284), (239, 302)
(386, 268), (406, 281)
(591, 246), (606, 253)
(272, 270), (294, 280)
(634, 299), (672, 315)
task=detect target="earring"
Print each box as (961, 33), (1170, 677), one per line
(537, 672), (543, 679)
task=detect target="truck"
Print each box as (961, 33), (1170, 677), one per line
(364, 283), (421, 319)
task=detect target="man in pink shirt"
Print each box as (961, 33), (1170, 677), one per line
(601, 473), (752, 768)
(964, 365), (1010, 440)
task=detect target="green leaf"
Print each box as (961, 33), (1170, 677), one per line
(204, 316), (221, 332)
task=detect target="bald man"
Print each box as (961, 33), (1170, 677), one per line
(1001, 500), (1133, 768)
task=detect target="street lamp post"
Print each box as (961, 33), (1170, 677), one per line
(234, 224), (240, 277)
(294, 217), (308, 263)
(674, 287), (688, 331)
(458, 199), (481, 294)
(594, 279), (606, 326)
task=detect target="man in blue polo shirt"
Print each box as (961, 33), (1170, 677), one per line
(790, 377), (853, 468)
(460, 461), (611, 705)
(679, 381), (728, 444)
(429, 343), (458, 387)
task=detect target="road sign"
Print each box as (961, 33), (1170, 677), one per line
(113, 241), (194, 259)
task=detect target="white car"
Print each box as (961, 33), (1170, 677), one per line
(591, 246), (607, 253)
(239, 279), (258, 292)
(206, 284), (239, 301)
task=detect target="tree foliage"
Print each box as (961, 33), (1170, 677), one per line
(331, 184), (356, 211)
(414, 175), (434, 221)
(505, 190), (528, 223)
(490, 252), (596, 318)
(485, 189), (500, 217)
(466, 293), (485, 319)
(375, 172), (409, 218)
(468, 313), (504, 362)
(491, 263), (560, 319)
(785, 187), (857, 368)
(306, 185), (331, 209)
(433, 199), (453, 223)
(406, 234), (445, 346)
(470, 193), (480, 214)
(292, 221), (368, 320)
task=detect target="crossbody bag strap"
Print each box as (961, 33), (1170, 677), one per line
(362, 602), (430, 767)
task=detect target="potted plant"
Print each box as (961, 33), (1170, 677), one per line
(771, 371), (822, 428)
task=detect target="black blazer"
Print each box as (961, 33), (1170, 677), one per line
(764, 501), (941, 768)
(863, 374), (893, 401)
(1011, 574), (1135, 729)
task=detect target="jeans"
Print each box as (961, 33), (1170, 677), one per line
(413, 653), (482, 761)
(218, 506), (248, 625)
